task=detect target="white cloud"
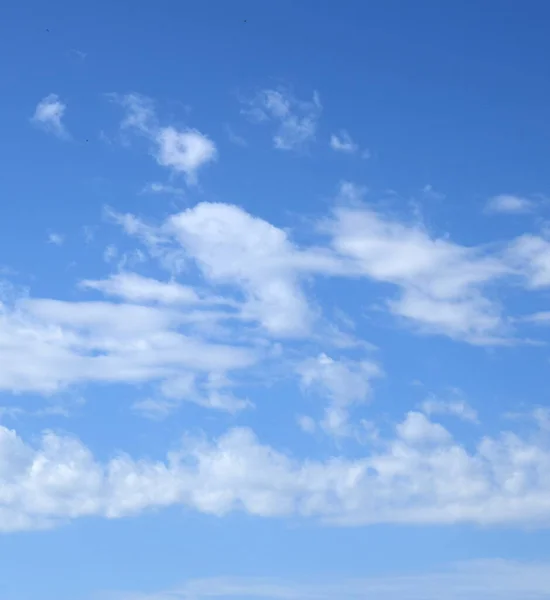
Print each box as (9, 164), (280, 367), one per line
(243, 88), (322, 150)
(485, 194), (534, 214)
(110, 190), (521, 345)
(80, 272), (201, 305)
(155, 127), (217, 184)
(116, 93), (217, 184)
(297, 353), (381, 437)
(165, 202), (341, 337)
(421, 397), (479, 423)
(4, 409), (550, 531)
(142, 182), (185, 196)
(47, 232), (64, 246)
(103, 560), (550, 600)
(0, 293), (257, 398)
(330, 130), (359, 153)
(297, 414), (317, 433)
(31, 94), (69, 139)
(327, 182), (510, 343)
(507, 234), (550, 288)
(396, 411), (451, 444)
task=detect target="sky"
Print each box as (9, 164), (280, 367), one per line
(3, 1), (550, 598)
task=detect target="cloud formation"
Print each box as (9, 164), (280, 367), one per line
(330, 130), (359, 153)
(103, 560), (550, 600)
(3, 409), (550, 532)
(242, 87), (322, 150)
(485, 194), (534, 214)
(116, 93), (217, 184)
(31, 94), (69, 139)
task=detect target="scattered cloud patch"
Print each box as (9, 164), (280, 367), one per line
(327, 183), (510, 344)
(330, 130), (359, 154)
(4, 408), (550, 531)
(298, 353), (381, 437)
(242, 88), (322, 150)
(485, 194), (534, 214)
(142, 182), (185, 196)
(115, 93), (217, 184)
(47, 232), (64, 246)
(31, 94), (69, 139)
(421, 397), (479, 423)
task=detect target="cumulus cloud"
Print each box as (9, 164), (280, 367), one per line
(485, 194), (534, 214)
(242, 88), (322, 150)
(31, 94), (69, 139)
(330, 130), (359, 153)
(116, 93), (217, 184)
(4, 410), (550, 532)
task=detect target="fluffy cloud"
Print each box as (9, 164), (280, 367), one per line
(3, 410), (550, 532)
(243, 88), (322, 150)
(155, 127), (217, 184)
(31, 94), (69, 139)
(485, 194), (534, 214)
(116, 93), (217, 183)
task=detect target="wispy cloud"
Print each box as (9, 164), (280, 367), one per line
(420, 396), (479, 423)
(485, 194), (535, 214)
(330, 130), (359, 153)
(242, 87), (322, 150)
(102, 560), (550, 600)
(31, 94), (70, 139)
(225, 125), (248, 147)
(141, 182), (185, 196)
(47, 232), (64, 246)
(115, 93), (217, 184)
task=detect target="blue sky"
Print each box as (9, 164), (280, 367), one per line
(3, 1), (550, 599)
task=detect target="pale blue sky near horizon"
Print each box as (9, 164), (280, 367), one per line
(2, 2), (550, 599)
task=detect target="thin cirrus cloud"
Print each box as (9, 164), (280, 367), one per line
(103, 560), (550, 600)
(30, 93), (70, 139)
